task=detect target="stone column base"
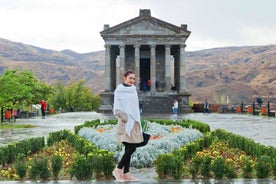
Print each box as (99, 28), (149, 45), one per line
(98, 91), (113, 113)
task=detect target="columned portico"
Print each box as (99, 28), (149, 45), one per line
(99, 9), (192, 113)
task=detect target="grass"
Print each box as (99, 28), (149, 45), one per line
(0, 123), (37, 130)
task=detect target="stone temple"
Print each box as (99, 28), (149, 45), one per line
(99, 9), (192, 114)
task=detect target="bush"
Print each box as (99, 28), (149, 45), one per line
(272, 158), (276, 177)
(201, 156), (212, 178)
(154, 154), (183, 180)
(51, 155), (63, 179)
(70, 154), (93, 180)
(90, 151), (115, 179)
(29, 156), (51, 180)
(211, 157), (225, 179)
(13, 154), (27, 179)
(189, 155), (202, 178)
(241, 156), (254, 178)
(224, 160), (237, 178)
(256, 156), (271, 178)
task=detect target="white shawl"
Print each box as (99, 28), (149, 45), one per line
(113, 83), (142, 137)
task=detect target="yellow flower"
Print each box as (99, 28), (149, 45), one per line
(226, 158), (233, 163)
(196, 151), (204, 157)
(14, 174), (19, 180)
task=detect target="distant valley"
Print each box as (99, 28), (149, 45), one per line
(0, 37), (275, 106)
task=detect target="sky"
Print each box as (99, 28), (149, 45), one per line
(0, 0), (276, 53)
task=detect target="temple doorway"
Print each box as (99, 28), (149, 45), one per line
(140, 58), (150, 91)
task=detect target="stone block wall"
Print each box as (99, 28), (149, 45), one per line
(99, 91), (193, 114)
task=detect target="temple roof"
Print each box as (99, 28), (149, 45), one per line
(100, 9), (191, 39)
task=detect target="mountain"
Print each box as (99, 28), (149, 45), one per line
(0, 37), (275, 106)
(185, 45), (276, 105)
(0, 38), (105, 93)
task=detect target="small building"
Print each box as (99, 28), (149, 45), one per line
(99, 9), (192, 114)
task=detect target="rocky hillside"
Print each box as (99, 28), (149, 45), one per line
(0, 38), (105, 93)
(0, 37), (275, 105)
(185, 45), (276, 105)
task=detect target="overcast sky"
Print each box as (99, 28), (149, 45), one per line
(0, 0), (275, 53)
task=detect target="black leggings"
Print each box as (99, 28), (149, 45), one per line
(117, 142), (137, 173)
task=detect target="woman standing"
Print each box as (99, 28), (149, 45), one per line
(112, 70), (143, 181)
(172, 99), (178, 116)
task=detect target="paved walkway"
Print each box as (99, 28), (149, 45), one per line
(1, 112), (276, 184)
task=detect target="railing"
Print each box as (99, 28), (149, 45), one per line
(192, 103), (275, 117)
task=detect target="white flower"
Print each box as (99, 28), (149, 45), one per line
(78, 122), (203, 168)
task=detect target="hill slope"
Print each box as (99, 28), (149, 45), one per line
(186, 45), (276, 104)
(0, 38), (105, 93)
(0, 37), (275, 105)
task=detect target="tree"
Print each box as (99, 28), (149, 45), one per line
(0, 69), (52, 109)
(0, 69), (52, 122)
(49, 80), (100, 112)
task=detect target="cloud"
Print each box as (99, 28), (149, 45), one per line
(0, 0), (140, 52)
(0, 0), (275, 53)
(239, 27), (276, 45)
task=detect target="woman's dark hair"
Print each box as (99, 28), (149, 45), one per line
(123, 70), (135, 77)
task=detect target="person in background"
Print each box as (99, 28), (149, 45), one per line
(172, 99), (178, 116)
(112, 70), (144, 181)
(40, 100), (47, 119)
(147, 79), (151, 90)
(139, 102), (143, 114)
(142, 80), (147, 92)
(4, 109), (12, 122)
(203, 99), (210, 114)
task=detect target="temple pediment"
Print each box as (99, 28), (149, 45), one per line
(101, 10), (190, 37)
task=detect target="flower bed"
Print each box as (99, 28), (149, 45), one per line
(78, 122), (203, 168)
(2, 118), (276, 181)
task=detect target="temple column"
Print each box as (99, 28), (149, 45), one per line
(110, 50), (117, 90)
(116, 56), (121, 86)
(179, 44), (186, 93)
(115, 44), (125, 85)
(150, 44), (156, 93)
(104, 44), (111, 91)
(119, 44), (125, 73)
(134, 44), (140, 88)
(165, 44), (171, 92)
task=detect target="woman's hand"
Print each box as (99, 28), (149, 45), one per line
(120, 114), (128, 123)
(115, 110), (128, 123)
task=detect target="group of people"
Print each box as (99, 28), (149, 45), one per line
(173, 98), (211, 116)
(139, 79), (151, 92)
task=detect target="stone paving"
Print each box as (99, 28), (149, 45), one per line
(1, 112), (276, 184)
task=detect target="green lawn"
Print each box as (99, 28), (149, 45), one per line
(0, 123), (37, 129)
